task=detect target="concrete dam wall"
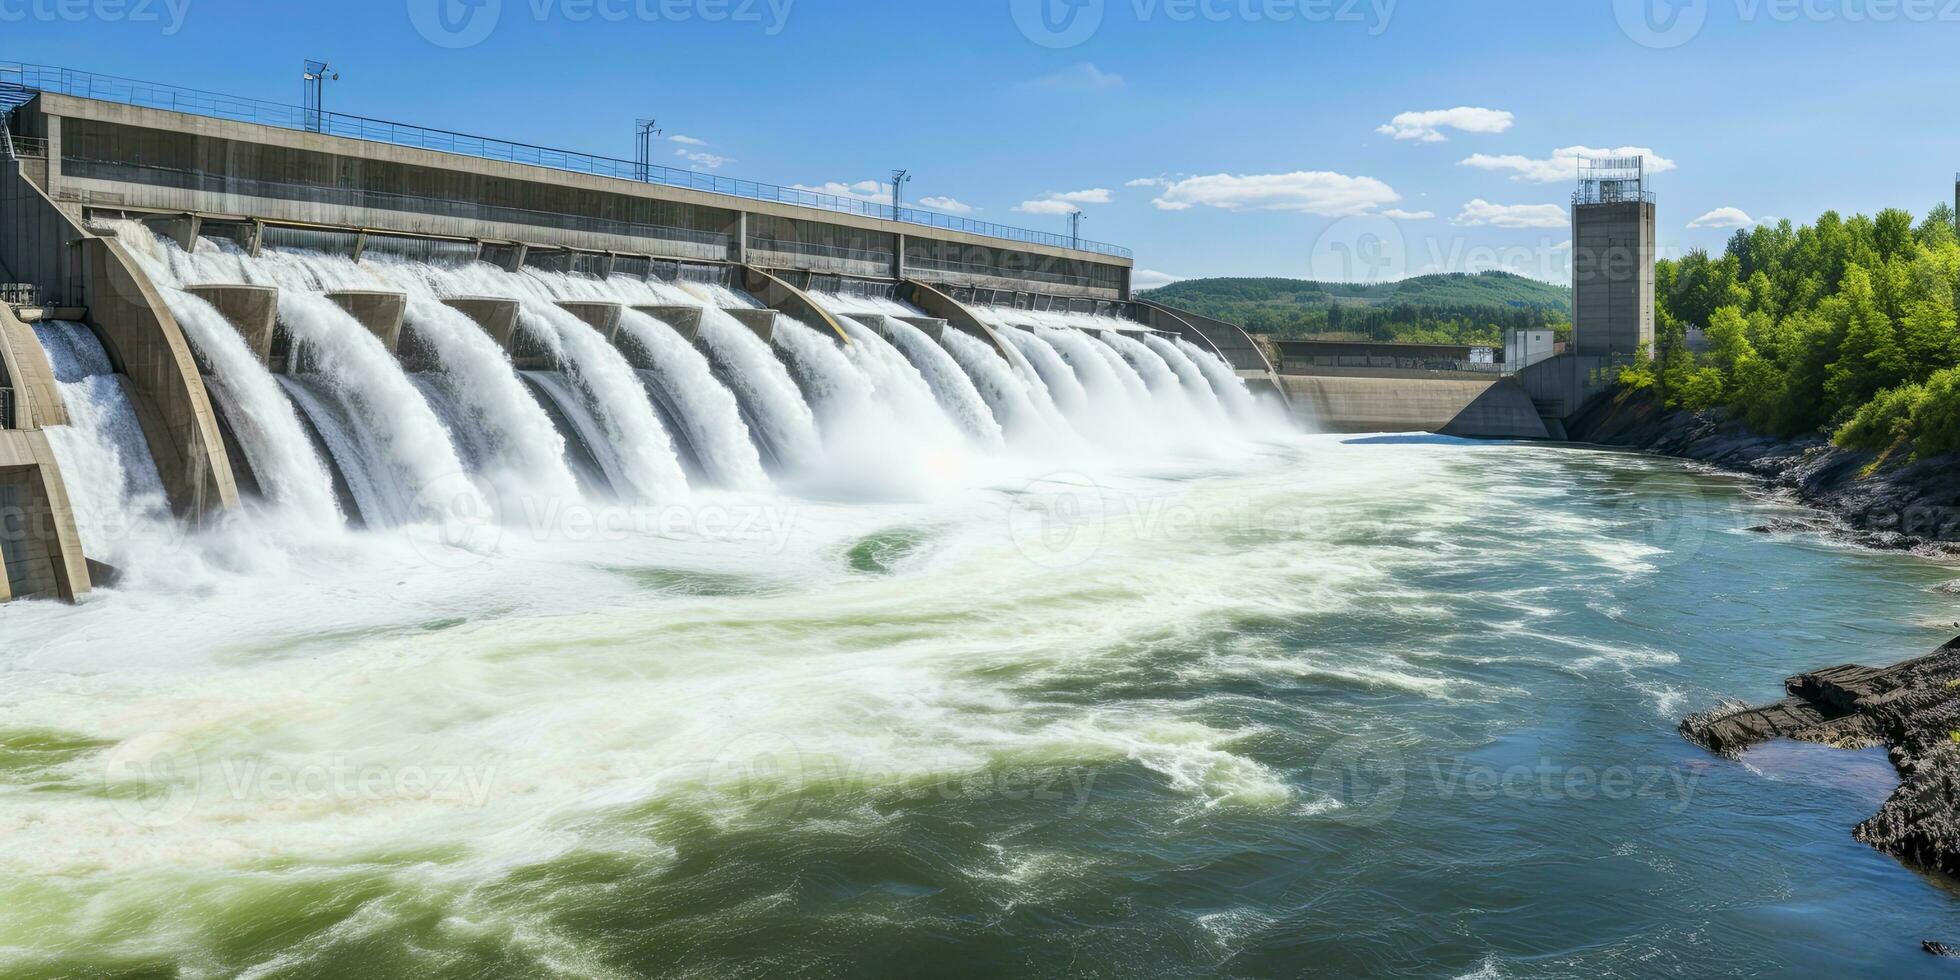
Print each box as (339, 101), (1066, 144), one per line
(5, 63), (1555, 606)
(1282, 375), (1552, 439)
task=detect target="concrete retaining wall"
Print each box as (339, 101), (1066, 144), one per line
(0, 304), (67, 428)
(1283, 375), (1550, 439)
(0, 429), (91, 602)
(84, 235), (239, 517)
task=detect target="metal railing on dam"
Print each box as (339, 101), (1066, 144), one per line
(1, 63), (1134, 260)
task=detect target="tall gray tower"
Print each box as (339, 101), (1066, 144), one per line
(1571, 156), (1656, 358)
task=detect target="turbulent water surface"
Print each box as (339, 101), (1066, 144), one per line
(4, 435), (1959, 977)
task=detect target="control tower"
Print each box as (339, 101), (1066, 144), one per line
(1571, 156), (1656, 358)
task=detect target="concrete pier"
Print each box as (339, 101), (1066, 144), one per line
(185, 284), (279, 366)
(726, 309), (779, 343)
(555, 301), (624, 343)
(0, 304), (67, 428)
(0, 429), (91, 602)
(82, 236), (239, 517)
(326, 290), (409, 354)
(635, 305), (702, 343)
(739, 266), (850, 344)
(442, 297), (521, 352)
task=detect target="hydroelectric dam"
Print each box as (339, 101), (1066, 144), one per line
(0, 63), (1292, 603)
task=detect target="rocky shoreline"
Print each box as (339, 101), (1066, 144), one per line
(1680, 636), (1960, 884)
(1565, 389), (1960, 552)
(1573, 390), (1960, 945)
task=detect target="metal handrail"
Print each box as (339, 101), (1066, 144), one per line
(2, 61), (1134, 260)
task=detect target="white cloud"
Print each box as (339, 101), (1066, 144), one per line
(1014, 187), (1112, 214)
(1381, 208), (1436, 220)
(676, 148), (733, 170)
(793, 180), (893, 204)
(1459, 146), (1678, 183)
(1453, 199), (1569, 229)
(1015, 199), (1083, 216)
(1126, 177), (1169, 188)
(668, 134), (708, 146)
(1132, 269), (1185, 290)
(1023, 62), (1125, 93)
(918, 195), (975, 215)
(1150, 171), (1400, 216)
(1688, 207), (1754, 229)
(1376, 107), (1514, 143)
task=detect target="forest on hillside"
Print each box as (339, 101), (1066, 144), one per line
(1140, 272), (1570, 346)
(1628, 204), (1960, 459)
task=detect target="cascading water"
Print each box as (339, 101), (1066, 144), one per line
(30, 322), (170, 562)
(274, 290), (488, 527)
(803, 297), (1003, 450)
(691, 306), (824, 472)
(1142, 333), (1233, 426)
(614, 308), (768, 491)
(829, 315), (991, 451)
(1100, 331), (1192, 408)
(115, 235), (346, 526)
(382, 291), (582, 510)
(1174, 337), (1281, 430)
(1001, 327), (1089, 418)
(936, 328), (1057, 444)
(884, 319), (1007, 448)
(513, 305), (688, 503)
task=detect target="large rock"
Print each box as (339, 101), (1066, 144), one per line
(1682, 637), (1960, 877)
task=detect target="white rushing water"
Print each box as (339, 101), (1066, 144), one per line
(274, 290), (489, 527)
(614, 309), (769, 491)
(165, 293), (345, 526)
(30, 323), (170, 561)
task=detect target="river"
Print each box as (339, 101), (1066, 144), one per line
(2, 435), (1956, 977)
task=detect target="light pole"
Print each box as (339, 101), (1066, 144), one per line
(637, 119), (662, 182)
(890, 169), (911, 212)
(1069, 210), (1086, 249)
(301, 60), (339, 133)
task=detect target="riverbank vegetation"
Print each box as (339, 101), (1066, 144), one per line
(1626, 205), (1960, 459)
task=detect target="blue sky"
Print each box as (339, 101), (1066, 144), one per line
(13, 0), (1960, 287)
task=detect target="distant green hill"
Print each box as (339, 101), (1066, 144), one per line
(1141, 272), (1571, 344)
